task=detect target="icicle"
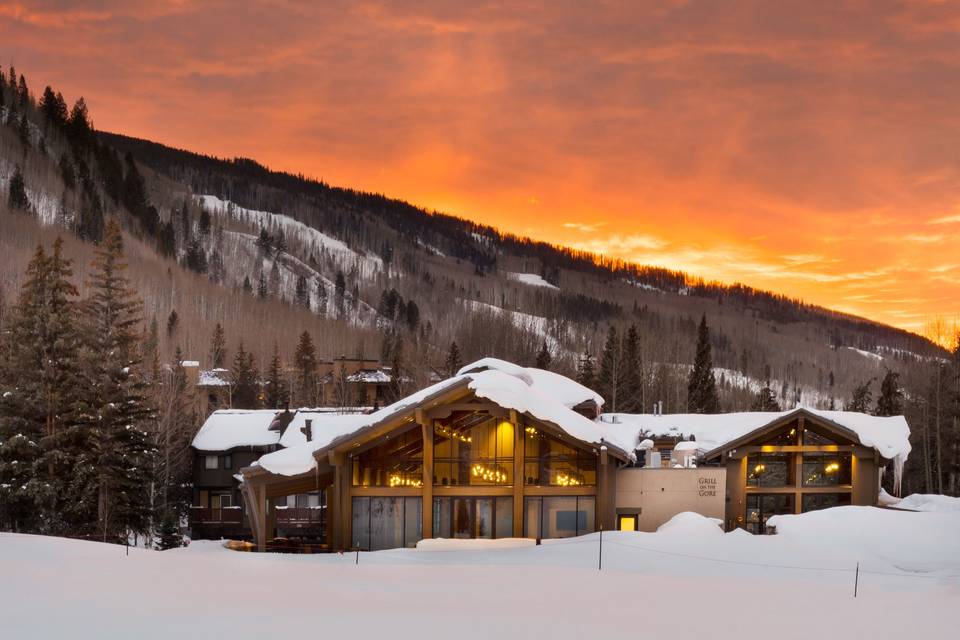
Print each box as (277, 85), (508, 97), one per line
(892, 452), (905, 497)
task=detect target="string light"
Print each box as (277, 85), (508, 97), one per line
(555, 471), (584, 486)
(436, 424), (472, 443)
(825, 462), (840, 473)
(471, 463), (508, 484)
(388, 473), (423, 488)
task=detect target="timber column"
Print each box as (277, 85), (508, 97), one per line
(419, 409), (433, 540)
(329, 451), (344, 550)
(511, 410), (524, 537)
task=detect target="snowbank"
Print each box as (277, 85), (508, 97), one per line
(415, 538), (536, 551)
(504, 272), (560, 290)
(656, 512), (723, 535)
(897, 494), (960, 513)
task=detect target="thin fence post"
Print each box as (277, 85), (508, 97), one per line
(598, 525), (603, 571)
(854, 562), (859, 597)
(356, 546), (360, 565)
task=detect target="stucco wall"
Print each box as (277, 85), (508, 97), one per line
(614, 467), (727, 532)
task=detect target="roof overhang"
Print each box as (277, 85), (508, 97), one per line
(702, 408), (862, 460)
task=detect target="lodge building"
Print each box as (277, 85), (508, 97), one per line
(189, 358), (910, 550)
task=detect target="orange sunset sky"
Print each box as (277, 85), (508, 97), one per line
(1, 1), (958, 335)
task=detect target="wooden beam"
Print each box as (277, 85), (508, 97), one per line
(419, 411), (433, 540)
(511, 410), (524, 537)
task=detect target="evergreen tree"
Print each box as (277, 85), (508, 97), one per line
(17, 113), (31, 147)
(231, 341), (259, 409)
(619, 324), (642, 413)
(750, 384), (781, 412)
(184, 237), (208, 274)
(444, 341), (463, 377)
(17, 73), (28, 106)
(80, 221), (156, 541)
(535, 340), (552, 370)
(315, 279), (328, 317)
(596, 326), (622, 411)
(0, 239), (84, 533)
(257, 271), (268, 299)
(334, 270), (346, 316)
(8, 165), (29, 211)
(153, 512), (182, 550)
(265, 342), (288, 409)
(274, 229), (287, 257)
(76, 189), (105, 243)
(294, 275), (310, 308)
(158, 220), (176, 257)
(293, 331), (318, 407)
(848, 379), (874, 413)
(875, 371), (903, 416)
(67, 97), (92, 146)
(255, 227), (273, 256)
(198, 207), (211, 236)
(687, 314), (720, 414)
(576, 352), (596, 390)
(242, 275), (253, 294)
(405, 300), (420, 332)
(388, 336), (405, 402)
(166, 310), (179, 338)
(142, 317), (160, 383)
(209, 323), (227, 368)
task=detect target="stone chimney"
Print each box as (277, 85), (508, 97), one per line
(301, 418), (313, 442)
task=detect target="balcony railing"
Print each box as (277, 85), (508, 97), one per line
(189, 506), (243, 525)
(275, 506), (324, 526)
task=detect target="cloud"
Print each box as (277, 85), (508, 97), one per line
(928, 214), (960, 225)
(562, 221), (606, 233)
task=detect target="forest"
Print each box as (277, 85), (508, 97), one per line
(0, 63), (958, 543)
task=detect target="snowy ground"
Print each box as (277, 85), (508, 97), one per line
(2, 507), (958, 639)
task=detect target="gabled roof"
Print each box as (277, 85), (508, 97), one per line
(251, 359), (630, 477)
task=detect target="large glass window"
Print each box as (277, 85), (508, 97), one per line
(803, 427), (839, 446)
(801, 493), (851, 513)
(352, 428), (423, 487)
(746, 453), (793, 487)
(761, 426), (798, 446)
(432, 497), (513, 539)
(524, 428), (596, 486)
(433, 412), (514, 486)
(744, 494), (793, 534)
(802, 453), (851, 486)
(523, 496), (596, 539)
(351, 496), (422, 550)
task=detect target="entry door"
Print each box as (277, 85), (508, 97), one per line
(617, 514), (637, 531)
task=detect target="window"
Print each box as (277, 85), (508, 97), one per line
(801, 493), (851, 513)
(802, 453), (851, 486)
(351, 496), (422, 551)
(204, 455), (219, 470)
(746, 453), (793, 487)
(352, 427), (423, 487)
(222, 454), (232, 470)
(432, 497), (513, 539)
(211, 493), (232, 509)
(744, 494), (793, 534)
(802, 427), (839, 446)
(433, 411), (514, 486)
(524, 428), (596, 486)
(524, 496), (596, 539)
(617, 515), (637, 532)
(760, 425), (798, 446)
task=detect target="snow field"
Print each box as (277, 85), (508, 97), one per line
(1, 507), (957, 639)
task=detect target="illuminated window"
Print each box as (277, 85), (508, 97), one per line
(744, 494), (793, 534)
(524, 428), (596, 486)
(617, 515), (637, 532)
(746, 453), (793, 487)
(352, 427), (423, 487)
(433, 411), (514, 486)
(802, 453), (851, 486)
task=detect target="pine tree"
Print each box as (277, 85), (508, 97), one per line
(619, 324), (642, 413)
(294, 275), (310, 309)
(687, 314), (720, 414)
(750, 384), (781, 412)
(334, 270), (346, 317)
(67, 97), (92, 146)
(80, 221), (156, 541)
(198, 208), (211, 236)
(535, 340), (552, 370)
(166, 310), (179, 338)
(388, 336), (405, 403)
(445, 341), (463, 377)
(0, 239), (84, 533)
(275, 229), (287, 257)
(315, 279), (328, 317)
(265, 342), (288, 409)
(596, 326), (622, 411)
(142, 317), (160, 383)
(184, 236), (208, 274)
(257, 271), (268, 299)
(242, 275), (253, 294)
(153, 512), (182, 550)
(231, 341), (259, 409)
(8, 165), (29, 211)
(576, 352), (596, 389)
(875, 371), (903, 416)
(255, 227), (273, 256)
(848, 379), (873, 413)
(17, 113), (31, 147)
(293, 331), (318, 407)
(209, 323), (227, 368)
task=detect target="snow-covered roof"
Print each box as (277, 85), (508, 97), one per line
(191, 410), (281, 451)
(278, 410), (372, 449)
(456, 358), (604, 409)
(599, 408), (910, 462)
(253, 359), (626, 477)
(346, 370), (391, 384)
(199, 368), (231, 387)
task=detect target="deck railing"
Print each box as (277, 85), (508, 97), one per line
(189, 506), (244, 525)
